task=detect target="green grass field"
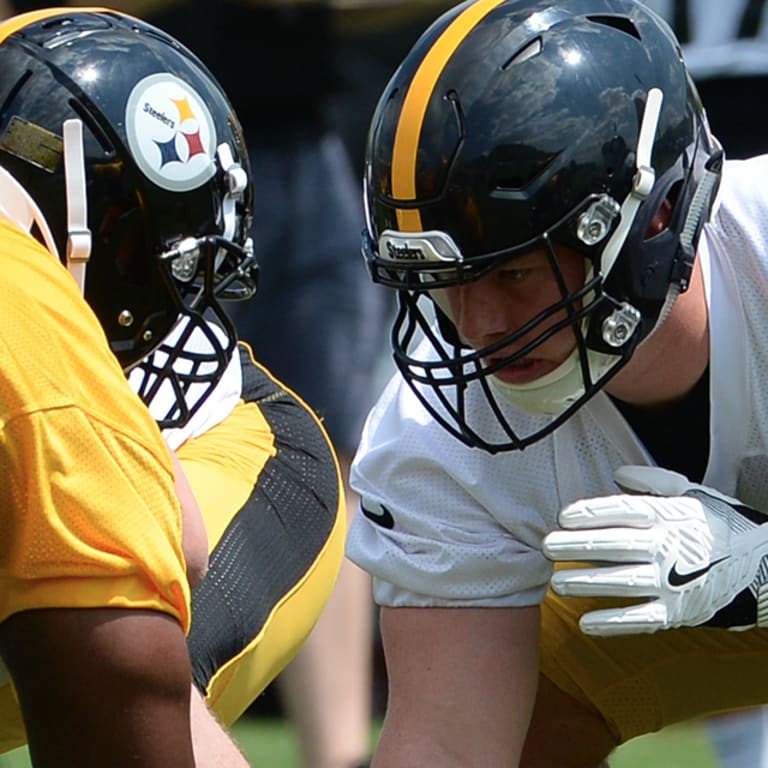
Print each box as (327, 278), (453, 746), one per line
(230, 717), (720, 767)
(0, 717), (720, 767)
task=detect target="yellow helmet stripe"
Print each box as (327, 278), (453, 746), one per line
(0, 8), (129, 45)
(392, 0), (507, 232)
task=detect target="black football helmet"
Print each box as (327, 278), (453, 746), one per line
(0, 8), (258, 427)
(363, 0), (722, 452)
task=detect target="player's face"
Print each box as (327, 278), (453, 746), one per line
(436, 247), (586, 386)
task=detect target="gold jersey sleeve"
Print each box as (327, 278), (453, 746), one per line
(0, 219), (190, 630)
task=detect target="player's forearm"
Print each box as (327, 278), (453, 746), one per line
(190, 686), (251, 767)
(0, 607), (196, 768)
(374, 605), (539, 767)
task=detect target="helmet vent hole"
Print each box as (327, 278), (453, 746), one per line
(40, 17), (75, 30)
(586, 15), (641, 41)
(503, 38), (542, 69)
(490, 148), (558, 192)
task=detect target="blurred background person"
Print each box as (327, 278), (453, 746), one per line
(644, 0), (768, 159)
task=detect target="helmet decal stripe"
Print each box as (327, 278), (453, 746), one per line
(0, 7), (115, 44)
(392, 0), (507, 232)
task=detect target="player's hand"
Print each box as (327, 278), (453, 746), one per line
(542, 465), (768, 635)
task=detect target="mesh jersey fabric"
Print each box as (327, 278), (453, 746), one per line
(0, 218), (189, 627)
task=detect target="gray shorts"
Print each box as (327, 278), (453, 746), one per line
(226, 131), (394, 455)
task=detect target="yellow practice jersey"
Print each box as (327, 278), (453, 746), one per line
(0, 218), (190, 629)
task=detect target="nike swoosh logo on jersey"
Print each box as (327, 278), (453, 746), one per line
(668, 556), (730, 587)
(361, 502), (395, 530)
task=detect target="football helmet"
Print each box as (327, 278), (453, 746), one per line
(0, 8), (258, 427)
(363, 0), (722, 452)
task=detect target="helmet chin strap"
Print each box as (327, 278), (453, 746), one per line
(62, 118), (92, 295)
(0, 120), (93, 293)
(598, 88), (662, 277)
(0, 166), (59, 255)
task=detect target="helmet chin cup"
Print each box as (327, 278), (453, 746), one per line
(488, 347), (620, 417)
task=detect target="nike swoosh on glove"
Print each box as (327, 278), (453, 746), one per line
(542, 465), (768, 636)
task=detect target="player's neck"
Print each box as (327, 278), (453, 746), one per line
(604, 258), (709, 409)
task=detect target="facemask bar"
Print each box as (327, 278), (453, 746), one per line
(167, 233), (259, 306)
(128, 308), (232, 429)
(170, 141), (259, 307)
(396, 249), (601, 386)
(133, 235), (247, 428)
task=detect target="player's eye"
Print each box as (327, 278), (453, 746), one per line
(499, 265), (530, 281)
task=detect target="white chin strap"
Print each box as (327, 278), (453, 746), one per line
(0, 119), (91, 295)
(490, 88), (664, 416)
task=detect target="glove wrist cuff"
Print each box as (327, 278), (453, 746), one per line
(756, 582), (768, 628)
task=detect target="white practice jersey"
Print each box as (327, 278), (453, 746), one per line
(347, 155), (768, 608)
(643, 0), (768, 79)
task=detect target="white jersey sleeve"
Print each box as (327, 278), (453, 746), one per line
(347, 369), (555, 608)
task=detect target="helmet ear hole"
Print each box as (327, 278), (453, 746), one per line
(644, 182), (681, 240)
(644, 197), (673, 239)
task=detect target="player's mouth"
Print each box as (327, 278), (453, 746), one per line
(486, 356), (558, 385)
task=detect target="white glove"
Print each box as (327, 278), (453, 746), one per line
(542, 465), (768, 636)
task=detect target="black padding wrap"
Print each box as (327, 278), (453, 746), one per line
(187, 345), (339, 692)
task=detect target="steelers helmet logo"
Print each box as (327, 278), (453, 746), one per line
(126, 73), (216, 192)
